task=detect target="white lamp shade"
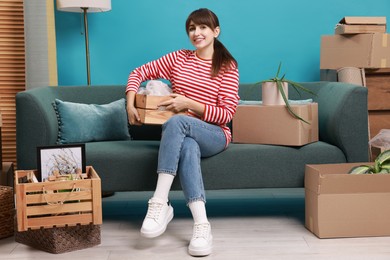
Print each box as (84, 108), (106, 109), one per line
(57, 0), (111, 13)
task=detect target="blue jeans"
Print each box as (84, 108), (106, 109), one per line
(157, 115), (227, 204)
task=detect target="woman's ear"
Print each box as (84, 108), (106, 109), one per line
(214, 26), (220, 38)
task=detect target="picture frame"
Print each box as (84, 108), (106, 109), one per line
(37, 143), (86, 182)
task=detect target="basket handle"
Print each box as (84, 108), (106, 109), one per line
(42, 184), (77, 205)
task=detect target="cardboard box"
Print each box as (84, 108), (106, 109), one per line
(15, 166), (102, 232)
(135, 94), (173, 109)
(335, 16), (386, 34)
(137, 108), (180, 125)
(305, 163), (390, 238)
(135, 94), (184, 125)
(320, 33), (390, 69)
(232, 103), (318, 146)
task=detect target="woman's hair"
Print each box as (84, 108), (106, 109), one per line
(185, 8), (237, 77)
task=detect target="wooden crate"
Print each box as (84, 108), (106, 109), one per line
(15, 166), (102, 232)
(366, 69), (390, 111)
(368, 111), (390, 141)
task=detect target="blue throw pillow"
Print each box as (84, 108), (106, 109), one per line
(53, 98), (131, 144)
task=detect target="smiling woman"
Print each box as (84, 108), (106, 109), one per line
(125, 8), (239, 257)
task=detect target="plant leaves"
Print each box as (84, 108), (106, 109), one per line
(348, 165), (371, 174)
(259, 62), (318, 124)
(276, 62), (282, 78)
(276, 81), (310, 124)
(376, 149), (390, 165)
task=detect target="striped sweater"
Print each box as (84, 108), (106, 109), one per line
(126, 49), (239, 145)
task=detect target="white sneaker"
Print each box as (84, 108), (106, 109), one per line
(188, 222), (213, 256)
(140, 197), (174, 238)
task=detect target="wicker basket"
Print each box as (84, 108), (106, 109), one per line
(0, 185), (14, 239)
(15, 224), (101, 254)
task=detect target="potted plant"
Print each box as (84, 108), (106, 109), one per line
(261, 62), (317, 124)
(349, 149), (390, 174)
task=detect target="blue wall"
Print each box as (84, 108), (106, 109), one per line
(55, 0), (390, 86)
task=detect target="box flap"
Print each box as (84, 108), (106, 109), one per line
(305, 163), (390, 194)
(339, 16), (387, 25)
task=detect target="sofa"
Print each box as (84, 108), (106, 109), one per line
(15, 82), (369, 192)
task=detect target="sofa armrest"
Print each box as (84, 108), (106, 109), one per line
(303, 82), (369, 162)
(16, 87), (59, 170)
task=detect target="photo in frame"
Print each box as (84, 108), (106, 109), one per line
(37, 144), (86, 182)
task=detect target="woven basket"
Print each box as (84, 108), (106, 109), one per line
(15, 224), (101, 254)
(0, 185), (14, 239)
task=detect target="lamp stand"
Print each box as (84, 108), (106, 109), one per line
(81, 7), (91, 85)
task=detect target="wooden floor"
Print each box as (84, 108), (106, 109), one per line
(1, 188), (390, 259)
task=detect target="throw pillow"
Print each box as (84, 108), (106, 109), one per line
(53, 98), (130, 144)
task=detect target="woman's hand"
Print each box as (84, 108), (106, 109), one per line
(126, 91), (142, 125)
(159, 94), (190, 113)
(159, 93), (205, 116)
(127, 104), (142, 126)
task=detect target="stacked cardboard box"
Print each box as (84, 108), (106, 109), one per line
(334, 16), (386, 35)
(321, 17), (388, 69)
(320, 17), (390, 143)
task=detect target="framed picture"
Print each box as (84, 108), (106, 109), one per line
(37, 144), (86, 182)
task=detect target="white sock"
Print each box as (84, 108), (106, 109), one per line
(189, 201), (209, 224)
(153, 173), (175, 202)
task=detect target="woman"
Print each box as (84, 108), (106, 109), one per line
(126, 8), (239, 257)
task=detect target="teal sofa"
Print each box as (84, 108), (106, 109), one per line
(16, 82), (369, 192)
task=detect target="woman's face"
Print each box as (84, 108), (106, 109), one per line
(187, 21), (220, 52)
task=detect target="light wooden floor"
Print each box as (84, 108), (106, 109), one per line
(1, 188), (390, 259)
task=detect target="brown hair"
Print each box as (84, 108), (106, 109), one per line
(185, 8), (238, 77)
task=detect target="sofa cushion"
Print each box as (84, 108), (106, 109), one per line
(53, 98), (130, 144)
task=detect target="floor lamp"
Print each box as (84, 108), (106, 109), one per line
(56, 0), (111, 85)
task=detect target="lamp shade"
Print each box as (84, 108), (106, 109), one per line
(56, 0), (111, 13)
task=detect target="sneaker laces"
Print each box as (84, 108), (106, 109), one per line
(192, 223), (210, 240)
(145, 200), (164, 220)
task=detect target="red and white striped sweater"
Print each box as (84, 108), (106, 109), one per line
(126, 49), (239, 145)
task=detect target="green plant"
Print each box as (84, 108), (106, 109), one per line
(261, 62), (317, 124)
(349, 149), (390, 174)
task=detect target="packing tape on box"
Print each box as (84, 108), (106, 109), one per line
(381, 59), (387, 68)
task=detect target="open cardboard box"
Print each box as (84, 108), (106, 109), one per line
(305, 163), (390, 238)
(335, 16), (386, 34)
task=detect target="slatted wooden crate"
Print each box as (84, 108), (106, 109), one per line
(14, 166), (102, 232)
